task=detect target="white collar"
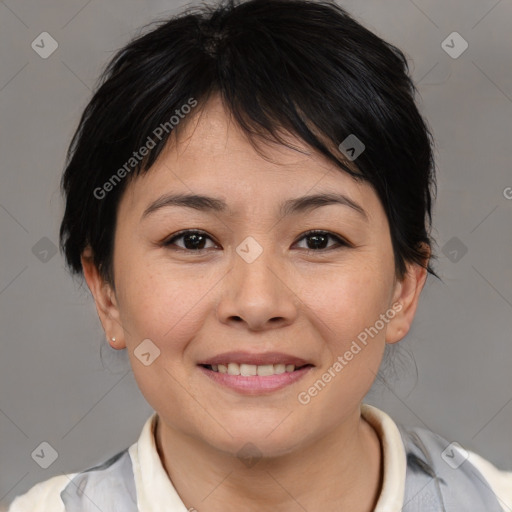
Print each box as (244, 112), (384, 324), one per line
(362, 403), (407, 511)
(129, 403), (406, 511)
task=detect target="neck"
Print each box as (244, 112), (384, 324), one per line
(155, 408), (383, 512)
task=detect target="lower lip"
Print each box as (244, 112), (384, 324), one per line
(198, 365), (313, 395)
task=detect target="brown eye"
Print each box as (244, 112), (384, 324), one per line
(162, 229), (350, 253)
(163, 230), (217, 251)
(295, 230), (350, 251)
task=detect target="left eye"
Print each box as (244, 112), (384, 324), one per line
(295, 230), (349, 251)
(162, 230), (349, 252)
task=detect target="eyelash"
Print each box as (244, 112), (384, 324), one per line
(161, 229), (351, 253)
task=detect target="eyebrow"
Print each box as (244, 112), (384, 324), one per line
(141, 192), (368, 221)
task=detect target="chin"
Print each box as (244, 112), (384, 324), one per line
(200, 422), (306, 461)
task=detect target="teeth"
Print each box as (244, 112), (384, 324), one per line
(274, 364), (286, 374)
(240, 364), (257, 376)
(257, 364), (274, 376)
(208, 362), (300, 376)
(227, 363), (240, 375)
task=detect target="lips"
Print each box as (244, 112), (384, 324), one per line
(198, 363), (313, 394)
(202, 362), (310, 376)
(197, 351), (314, 393)
(197, 351), (312, 367)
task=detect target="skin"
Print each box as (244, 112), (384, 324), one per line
(82, 95), (428, 512)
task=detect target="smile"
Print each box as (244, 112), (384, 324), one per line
(198, 363), (314, 394)
(200, 362), (310, 376)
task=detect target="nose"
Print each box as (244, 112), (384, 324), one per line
(215, 243), (299, 332)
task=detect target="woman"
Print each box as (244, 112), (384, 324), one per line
(8, 0), (512, 510)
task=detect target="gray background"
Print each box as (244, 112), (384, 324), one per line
(1, 0), (511, 508)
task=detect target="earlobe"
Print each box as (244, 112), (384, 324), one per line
(385, 259), (429, 344)
(81, 247), (126, 349)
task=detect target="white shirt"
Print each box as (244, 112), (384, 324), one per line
(7, 404), (512, 511)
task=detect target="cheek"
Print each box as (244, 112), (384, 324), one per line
(291, 277), (389, 436)
(115, 261), (204, 352)
(115, 266), (209, 418)
(303, 260), (393, 340)
(299, 261), (392, 393)
(295, 272), (389, 418)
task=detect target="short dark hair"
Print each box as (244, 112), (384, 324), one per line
(59, 0), (438, 286)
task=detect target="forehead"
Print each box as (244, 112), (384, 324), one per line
(158, 97), (339, 180)
(120, 96), (380, 222)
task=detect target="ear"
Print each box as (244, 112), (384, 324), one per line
(385, 248), (430, 344)
(81, 246), (126, 350)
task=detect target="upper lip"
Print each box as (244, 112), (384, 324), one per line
(198, 351), (313, 367)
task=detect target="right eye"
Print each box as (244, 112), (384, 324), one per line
(162, 230), (218, 252)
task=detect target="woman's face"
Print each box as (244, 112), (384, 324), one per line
(85, 96), (426, 457)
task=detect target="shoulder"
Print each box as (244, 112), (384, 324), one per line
(399, 424), (512, 511)
(7, 473), (77, 512)
(467, 450), (512, 511)
(7, 415), (156, 512)
(7, 447), (135, 512)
